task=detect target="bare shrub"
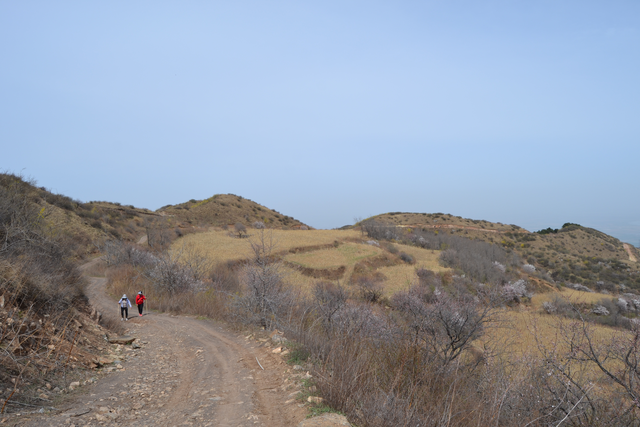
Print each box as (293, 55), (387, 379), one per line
(398, 252), (414, 264)
(502, 279), (531, 303)
(592, 304), (610, 316)
(144, 247), (204, 295)
(360, 224), (522, 285)
(567, 283), (593, 293)
(391, 289), (494, 366)
(416, 268), (443, 290)
(542, 301), (557, 314)
(533, 311), (640, 425)
(144, 217), (173, 250)
(234, 222), (247, 238)
(360, 220), (401, 241)
(313, 281), (347, 335)
(209, 263), (241, 294)
(231, 230), (295, 329)
(354, 277), (383, 303)
(384, 243), (399, 254)
(101, 240), (155, 268)
(252, 221), (265, 229)
(180, 243), (214, 282)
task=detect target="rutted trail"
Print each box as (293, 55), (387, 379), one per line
(17, 263), (307, 427)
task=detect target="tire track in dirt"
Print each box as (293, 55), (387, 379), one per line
(15, 265), (307, 427)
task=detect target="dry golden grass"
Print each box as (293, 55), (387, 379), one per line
(285, 242), (382, 269)
(377, 244), (448, 295)
(177, 230), (452, 296)
(487, 303), (623, 360)
(281, 240), (448, 294)
(176, 229), (362, 263)
(530, 288), (610, 309)
(280, 268), (317, 291)
(45, 204), (103, 240)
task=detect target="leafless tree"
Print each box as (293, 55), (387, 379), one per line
(392, 286), (497, 367)
(232, 229), (293, 329)
(144, 217), (172, 250)
(100, 240), (155, 267)
(354, 277), (383, 303)
(142, 246), (205, 295)
(234, 222), (247, 238)
(533, 307), (640, 425)
(180, 243), (214, 282)
(313, 281), (347, 335)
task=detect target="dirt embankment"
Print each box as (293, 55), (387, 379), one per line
(10, 263), (310, 427)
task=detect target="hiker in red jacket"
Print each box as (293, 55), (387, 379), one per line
(136, 291), (147, 317)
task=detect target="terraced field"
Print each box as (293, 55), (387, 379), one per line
(175, 228), (448, 294)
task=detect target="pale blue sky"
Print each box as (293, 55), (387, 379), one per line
(2, 1), (639, 243)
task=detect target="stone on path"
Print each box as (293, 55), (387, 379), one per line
(108, 336), (137, 345)
(298, 413), (352, 427)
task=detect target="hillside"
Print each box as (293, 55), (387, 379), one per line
(0, 175), (312, 257)
(366, 212), (528, 233)
(158, 193), (310, 229)
(360, 212), (640, 291)
(0, 173), (165, 257)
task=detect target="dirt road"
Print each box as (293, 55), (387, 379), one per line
(14, 267), (307, 426)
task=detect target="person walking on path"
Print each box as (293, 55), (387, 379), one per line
(118, 294), (131, 321)
(136, 291), (146, 316)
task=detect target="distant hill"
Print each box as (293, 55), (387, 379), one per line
(366, 212), (527, 232)
(157, 194), (310, 230)
(359, 212), (640, 291)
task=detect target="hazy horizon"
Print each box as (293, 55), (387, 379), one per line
(2, 2), (639, 245)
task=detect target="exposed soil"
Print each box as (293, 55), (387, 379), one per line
(7, 261), (308, 427)
(623, 243), (638, 263)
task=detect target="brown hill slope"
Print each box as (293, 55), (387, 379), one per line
(0, 173), (158, 256)
(0, 175), (310, 255)
(360, 212), (640, 291)
(367, 212), (527, 233)
(158, 194), (310, 229)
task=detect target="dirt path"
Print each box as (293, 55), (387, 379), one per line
(623, 243), (638, 263)
(15, 263), (307, 426)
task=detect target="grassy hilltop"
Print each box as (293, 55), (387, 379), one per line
(158, 194), (309, 230)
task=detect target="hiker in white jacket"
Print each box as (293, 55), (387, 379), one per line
(118, 294), (132, 321)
